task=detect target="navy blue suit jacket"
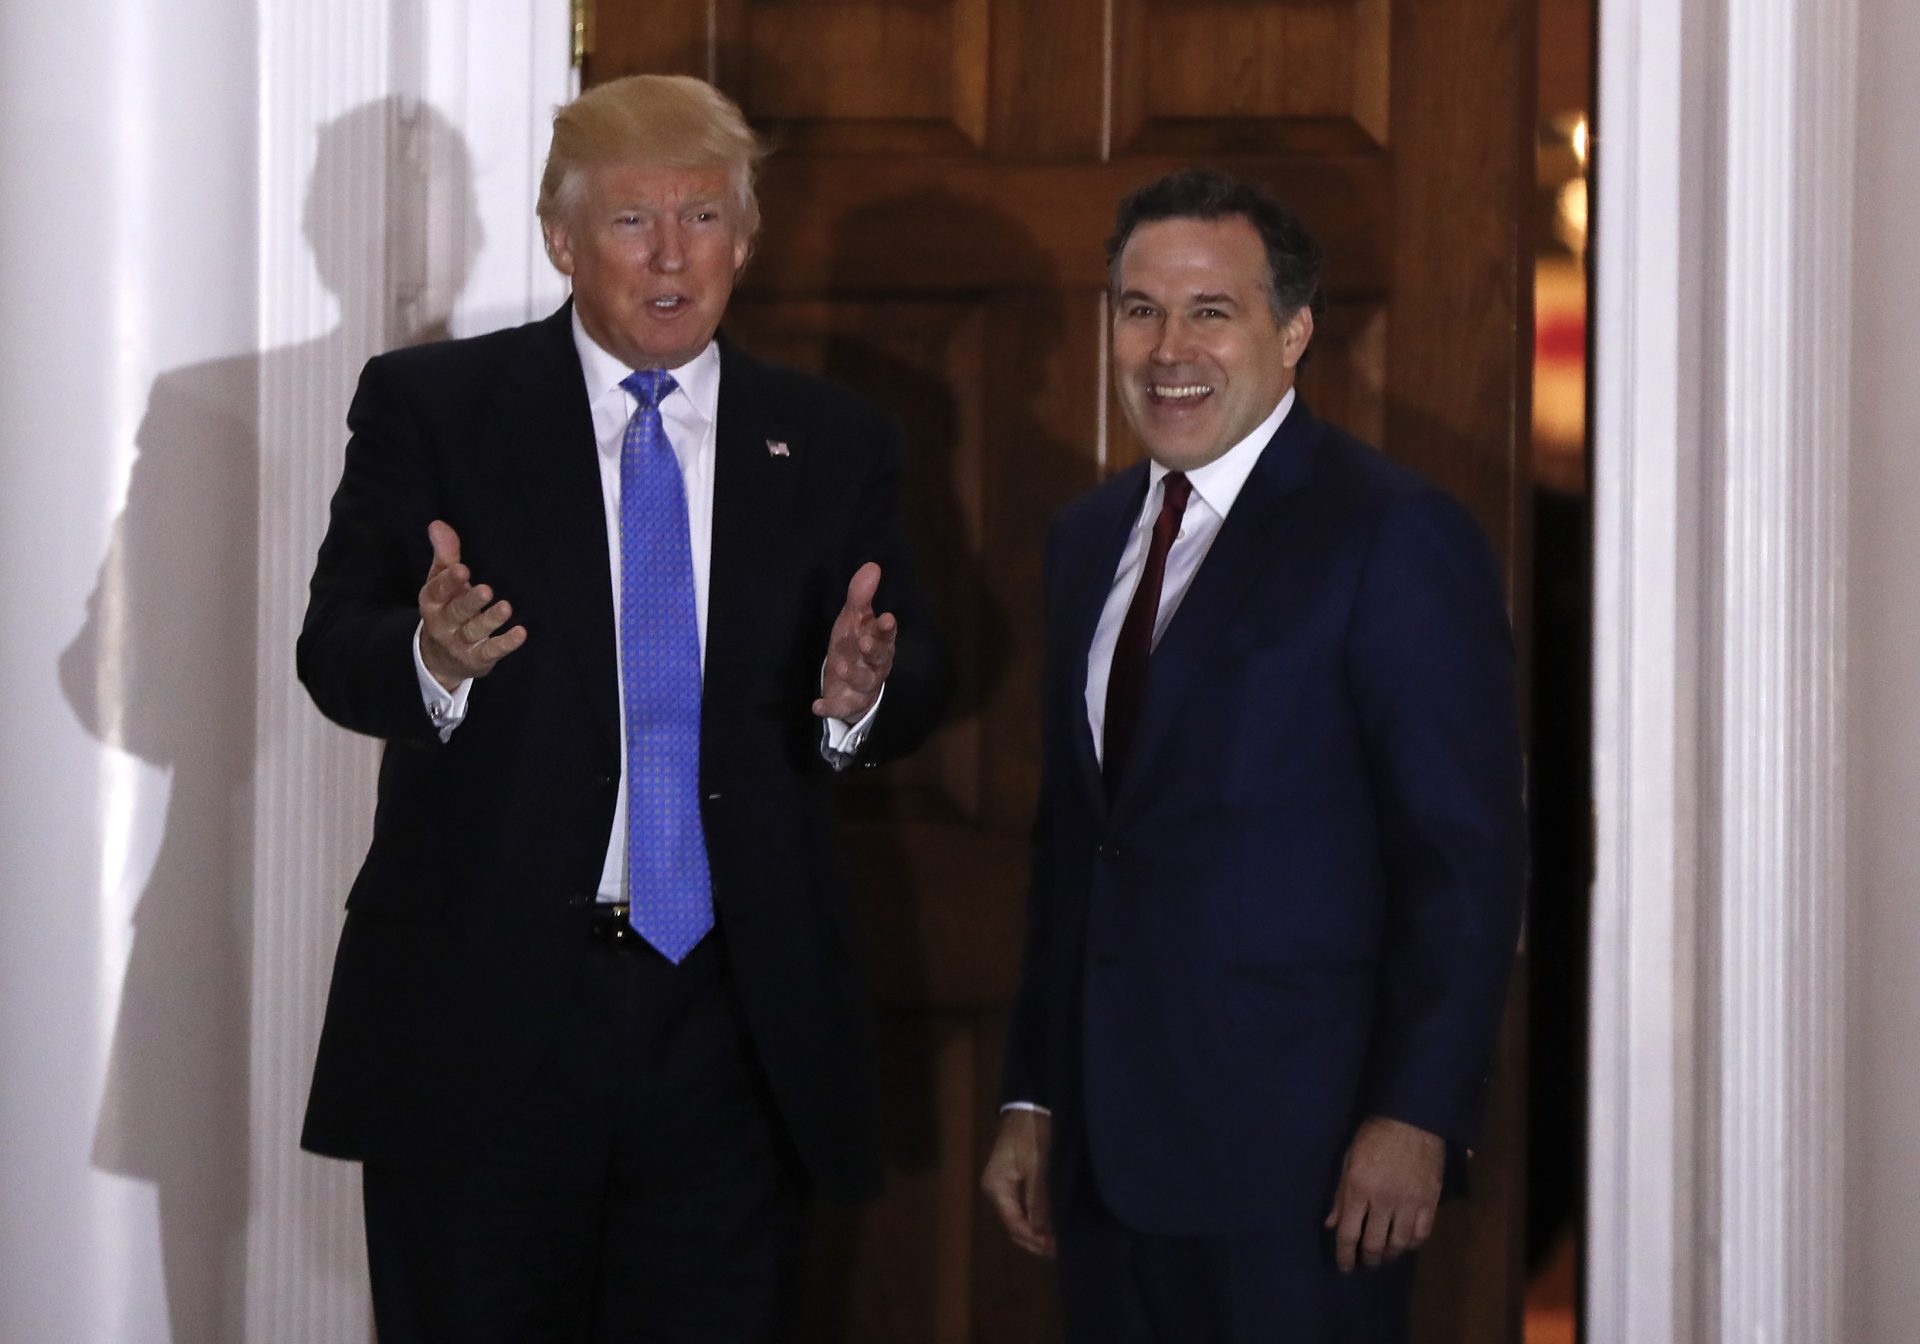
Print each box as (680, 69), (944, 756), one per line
(1002, 401), (1525, 1236)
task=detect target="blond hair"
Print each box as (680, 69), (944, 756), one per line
(537, 75), (766, 236)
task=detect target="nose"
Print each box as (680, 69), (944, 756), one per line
(1151, 316), (1196, 365)
(651, 220), (686, 274)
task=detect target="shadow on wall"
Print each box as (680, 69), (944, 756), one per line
(57, 98), (478, 1342)
(762, 189), (1074, 1342)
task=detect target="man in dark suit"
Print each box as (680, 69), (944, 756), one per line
(981, 169), (1524, 1341)
(298, 74), (950, 1342)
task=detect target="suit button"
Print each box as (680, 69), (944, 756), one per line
(1096, 842), (1121, 860)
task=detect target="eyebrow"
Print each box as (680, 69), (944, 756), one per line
(1116, 289), (1241, 307)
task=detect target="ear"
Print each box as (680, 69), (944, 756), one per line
(544, 219), (577, 278)
(732, 231), (752, 276)
(1282, 306), (1315, 369)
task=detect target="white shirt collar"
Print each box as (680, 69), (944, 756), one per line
(570, 306), (722, 427)
(1147, 385), (1296, 518)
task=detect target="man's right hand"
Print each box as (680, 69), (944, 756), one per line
(981, 1108), (1056, 1258)
(418, 520), (527, 691)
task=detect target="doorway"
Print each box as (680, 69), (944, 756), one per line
(585, 3), (1540, 1336)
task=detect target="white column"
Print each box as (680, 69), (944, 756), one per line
(244, 3), (568, 1340)
(1710, 1), (1852, 1338)
(0, 3), (260, 1341)
(246, 11), (395, 1337)
(1590, 0), (1855, 1339)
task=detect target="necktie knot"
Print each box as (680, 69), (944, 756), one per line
(1161, 471), (1192, 514)
(622, 369), (678, 411)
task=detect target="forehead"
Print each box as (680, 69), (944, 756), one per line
(578, 159), (735, 206)
(1116, 215), (1268, 296)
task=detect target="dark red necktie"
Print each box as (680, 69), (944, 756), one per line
(1103, 471), (1192, 790)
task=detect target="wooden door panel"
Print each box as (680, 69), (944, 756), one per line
(587, 0), (1532, 1336)
(1114, 0), (1391, 152)
(737, 0), (991, 151)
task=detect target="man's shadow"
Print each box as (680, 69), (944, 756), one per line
(726, 188), (1082, 1340)
(58, 98), (478, 1342)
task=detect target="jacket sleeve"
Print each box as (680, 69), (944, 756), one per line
(295, 354), (447, 748)
(1345, 488), (1526, 1149)
(829, 409), (954, 766)
(998, 520), (1066, 1110)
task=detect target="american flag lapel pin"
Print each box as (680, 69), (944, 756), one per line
(766, 439), (790, 458)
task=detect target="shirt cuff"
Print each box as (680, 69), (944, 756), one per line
(819, 679), (885, 771)
(413, 621), (472, 743)
(1000, 1101), (1051, 1115)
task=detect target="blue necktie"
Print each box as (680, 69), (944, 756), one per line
(618, 369), (713, 963)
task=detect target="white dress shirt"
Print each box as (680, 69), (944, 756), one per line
(1083, 387), (1295, 758)
(1003, 387), (1295, 1119)
(414, 313), (879, 903)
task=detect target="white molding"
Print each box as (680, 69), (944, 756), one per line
(1589, 0), (1705, 1333)
(1590, 0), (1855, 1338)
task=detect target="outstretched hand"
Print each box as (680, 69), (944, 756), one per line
(1324, 1115), (1446, 1272)
(417, 520), (527, 691)
(813, 562), (896, 721)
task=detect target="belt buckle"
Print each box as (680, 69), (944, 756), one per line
(589, 902), (644, 952)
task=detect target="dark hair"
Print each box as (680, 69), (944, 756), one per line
(1105, 168), (1326, 327)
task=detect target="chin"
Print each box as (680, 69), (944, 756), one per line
(1138, 437), (1215, 473)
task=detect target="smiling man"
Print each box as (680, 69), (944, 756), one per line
(297, 75), (950, 1342)
(980, 169), (1525, 1342)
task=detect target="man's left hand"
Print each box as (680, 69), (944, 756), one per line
(1324, 1115), (1446, 1272)
(814, 562), (896, 721)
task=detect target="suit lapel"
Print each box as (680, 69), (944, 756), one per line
(1061, 465), (1151, 819)
(491, 304), (621, 752)
(1106, 402), (1324, 818)
(703, 341), (801, 750)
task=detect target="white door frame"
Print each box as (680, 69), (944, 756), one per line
(1588, 0), (1855, 1339)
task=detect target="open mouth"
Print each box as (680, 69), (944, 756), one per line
(649, 295), (691, 314)
(1148, 382), (1213, 406)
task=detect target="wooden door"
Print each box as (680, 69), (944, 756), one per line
(586, 6), (1534, 1339)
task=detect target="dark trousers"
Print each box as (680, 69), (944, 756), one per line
(1057, 1159), (1413, 1344)
(362, 935), (807, 1344)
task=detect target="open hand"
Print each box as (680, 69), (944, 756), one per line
(417, 520), (527, 691)
(813, 562), (896, 721)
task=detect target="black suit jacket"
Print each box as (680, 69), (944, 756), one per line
(297, 304), (950, 1198)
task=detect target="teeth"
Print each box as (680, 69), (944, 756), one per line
(652, 297), (683, 309)
(1153, 384), (1212, 400)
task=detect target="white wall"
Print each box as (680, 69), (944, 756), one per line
(0, 4), (565, 1339)
(1847, 0), (1920, 1338)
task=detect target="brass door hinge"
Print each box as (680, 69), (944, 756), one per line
(571, 0), (593, 72)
